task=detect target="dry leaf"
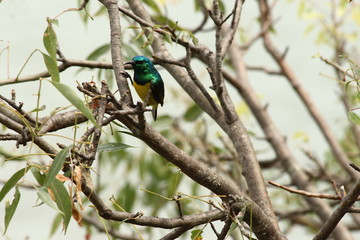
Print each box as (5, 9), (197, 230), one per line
(56, 174), (70, 183)
(72, 204), (83, 227)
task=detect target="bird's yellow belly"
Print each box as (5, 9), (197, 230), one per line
(133, 81), (158, 107)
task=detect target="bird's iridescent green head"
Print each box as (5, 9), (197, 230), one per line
(126, 55), (155, 73)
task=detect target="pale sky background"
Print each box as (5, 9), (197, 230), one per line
(0, 0), (358, 239)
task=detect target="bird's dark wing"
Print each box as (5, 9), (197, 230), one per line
(151, 78), (165, 106)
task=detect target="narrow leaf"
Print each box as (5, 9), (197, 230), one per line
(97, 142), (133, 152)
(348, 111), (360, 125)
(86, 44), (110, 60)
(42, 52), (60, 82)
(44, 146), (70, 187)
(344, 80), (352, 95)
(43, 22), (58, 60)
(49, 213), (63, 237)
(184, 104), (203, 122)
(30, 105), (46, 113)
(4, 187), (21, 234)
(122, 183), (136, 211)
(36, 186), (62, 213)
(0, 168), (27, 202)
(51, 81), (98, 127)
(49, 179), (72, 233)
(31, 167), (45, 186)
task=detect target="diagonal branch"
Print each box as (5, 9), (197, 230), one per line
(313, 178), (360, 240)
(225, 33), (354, 240)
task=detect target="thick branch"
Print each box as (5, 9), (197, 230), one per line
(225, 39), (353, 240)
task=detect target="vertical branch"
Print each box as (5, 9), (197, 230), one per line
(99, 0), (132, 104)
(87, 81), (108, 166)
(208, 1), (280, 229)
(220, 0), (243, 59)
(209, 0), (238, 124)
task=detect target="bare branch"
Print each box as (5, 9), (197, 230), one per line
(313, 179), (360, 240)
(82, 215), (139, 240)
(159, 226), (193, 240)
(225, 39), (352, 240)
(220, 0), (243, 59)
(257, 0), (358, 182)
(99, 0), (132, 105)
(268, 181), (348, 201)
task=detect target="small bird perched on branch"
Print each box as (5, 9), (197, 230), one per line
(125, 56), (165, 121)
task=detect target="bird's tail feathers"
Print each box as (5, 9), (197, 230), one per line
(152, 107), (158, 121)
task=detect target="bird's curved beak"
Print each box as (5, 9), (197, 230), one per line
(124, 60), (135, 65)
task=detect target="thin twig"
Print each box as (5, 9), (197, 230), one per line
(268, 181), (354, 201)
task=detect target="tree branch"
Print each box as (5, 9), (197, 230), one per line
(257, 0), (358, 182)
(99, 0), (132, 104)
(268, 181), (356, 201)
(313, 178), (360, 240)
(225, 40), (353, 239)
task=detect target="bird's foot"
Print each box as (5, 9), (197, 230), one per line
(129, 103), (137, 108)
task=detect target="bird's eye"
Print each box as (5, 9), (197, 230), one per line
(136, 60), (145, 64)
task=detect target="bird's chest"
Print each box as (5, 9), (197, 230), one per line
(132, 81), (157, 106)
(133, 81), (151, 100)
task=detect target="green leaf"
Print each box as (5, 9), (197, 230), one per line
(356, 91), (360, 103)
(49, 213), (63, 237)
(191, 229), (203, 240)
(0, 149), (25, 161)
(31, 167), (45, 186)
(43, 21), (58, 60)
(143, 0), (161, 13)
(36, 186), (62, 213)
(86, 44), (110, 60)
(152, 15), (179, 29)
(122, 183), (136, 211)
(0, 168), (27, 203)
(42, 52), (60, 82)
(43, 146), (70, 187)
(29, 105), (46, 113)
(51, 81), (98, 127)
(184, 104), (203, 122)
(344, 80), (352, 96)
(142, 31), (154, 49)
(4, 186), (21, 234)
(97, 142), (133, 152)
(49, 179), (72, 232)
(348, 111), (360, 125)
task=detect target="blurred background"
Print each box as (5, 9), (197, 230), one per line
(1, 0), (359, 239)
